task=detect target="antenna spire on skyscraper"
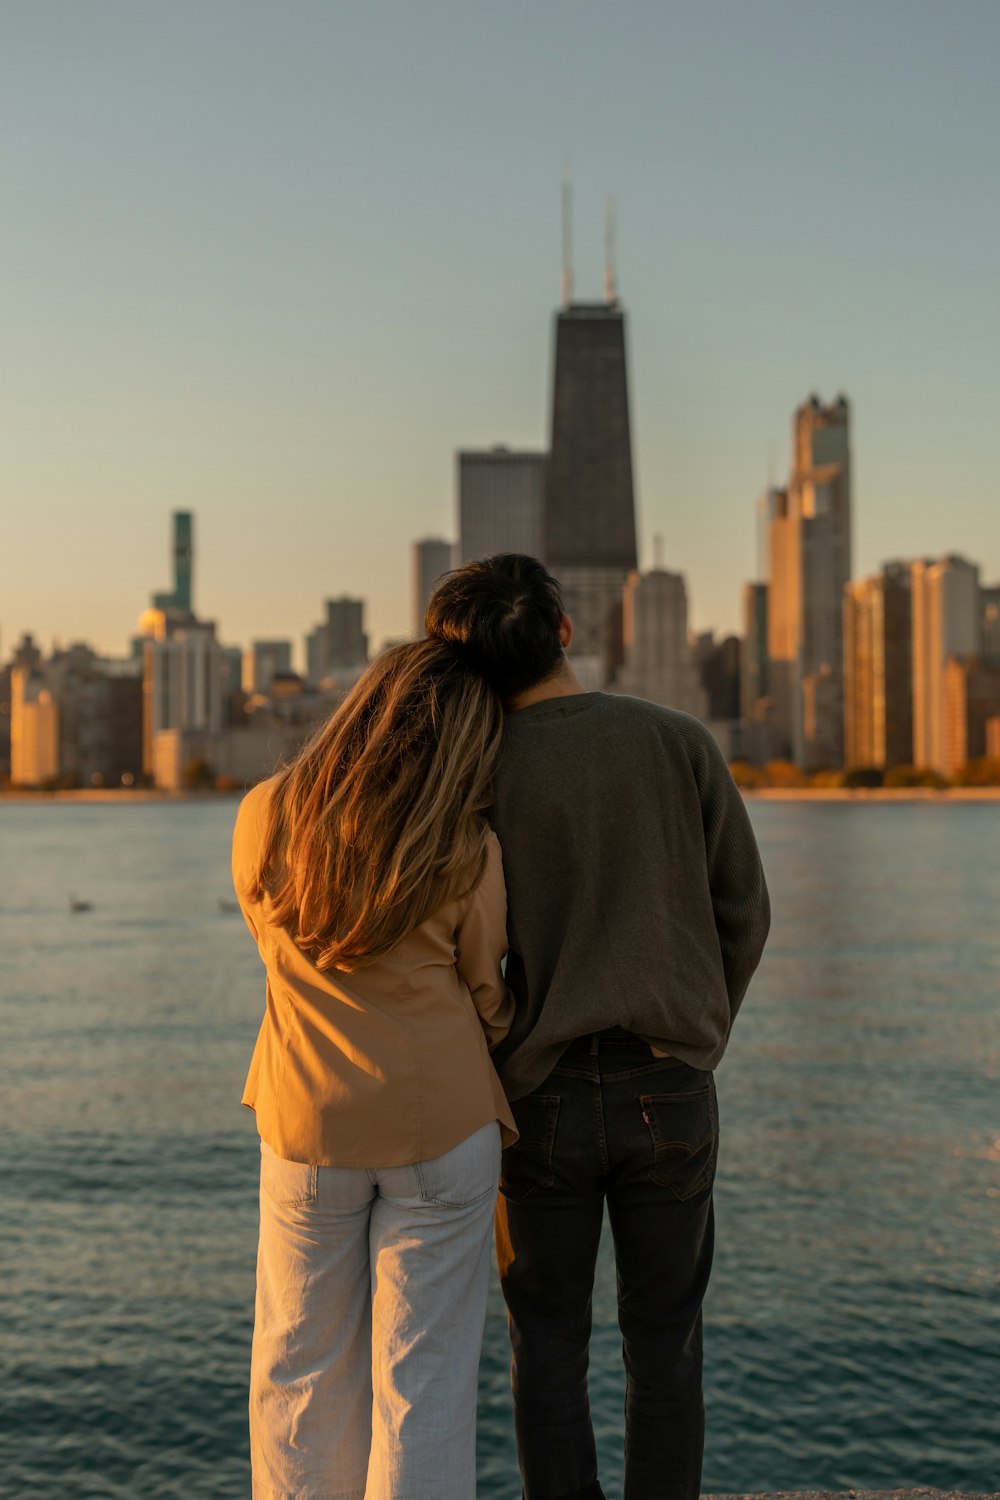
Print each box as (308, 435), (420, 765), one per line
(604, 194), (617, 305)
(561, 165), (573, 308)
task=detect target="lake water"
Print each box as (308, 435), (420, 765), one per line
(1, 799), (997, 1498)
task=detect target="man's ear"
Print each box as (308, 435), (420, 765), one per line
(559, 613), (573, 649)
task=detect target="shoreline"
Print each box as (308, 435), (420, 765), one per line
(0, 788), (241, 804)
(742, 786), (1000, 801)
(3, 786), (1000, 807)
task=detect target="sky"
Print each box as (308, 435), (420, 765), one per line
(3, 0), (999, 665)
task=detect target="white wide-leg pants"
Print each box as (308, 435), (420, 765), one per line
(250, 1122), (501, 1500)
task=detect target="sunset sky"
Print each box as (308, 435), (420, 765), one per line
(4, 0), (999, 665)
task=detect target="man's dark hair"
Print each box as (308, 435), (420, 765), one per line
(425, 554), (565, 701)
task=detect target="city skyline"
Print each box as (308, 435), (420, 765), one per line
(7, 396), (999, 786)
(4, 2), (1000, 659)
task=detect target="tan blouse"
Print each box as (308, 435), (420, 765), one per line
(232, 778), (517, 1168)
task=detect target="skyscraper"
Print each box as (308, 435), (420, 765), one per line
(10, 667), (59, 786)
(739, 579), (779, 763)
(695, 632), (742, 721)
(153, 511), (194, 616)
(304, 598), (368, 685)
(843, 563), (913, 769)
(544, 298), (637, 682)
(457, 450), (544, 566)
(616, 569), (705, 719)
(911, 554), (980, 773)
(412, 538), (454, 639)
(764, 400), (852, 768)
(764, 487), (794, 758)
(980, 583), (1000, 662)
(0, 634), (43, 777)
(741, 582), (770, 722)
(244, 640), (294, 695)
(943, 657), (1000, 775)
(788, 395), (852, 767)
(142, 621), (227, 776)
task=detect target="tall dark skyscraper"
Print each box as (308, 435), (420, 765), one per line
(544, 302), (638, 681)
(542, 190), (638, 683)
(545, 303), (637, 570)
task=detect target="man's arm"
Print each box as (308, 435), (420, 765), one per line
(691, 726), (771, 1025)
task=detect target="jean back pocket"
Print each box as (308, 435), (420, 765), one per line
(414, 1122), (501, 1208)
(259, 1140), (318, 1207)
(499, 1093), (560, 1203)
(639, 1076), (718, 1201)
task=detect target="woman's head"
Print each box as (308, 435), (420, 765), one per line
(424, 553), (566, 701)
(249, 639), (502, 971)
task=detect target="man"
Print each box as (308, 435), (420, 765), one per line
(426, 554), (770, 1500)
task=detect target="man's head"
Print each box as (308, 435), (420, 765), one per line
(425, 553), (569, 701)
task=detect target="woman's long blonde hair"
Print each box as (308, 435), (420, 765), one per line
(248, 639), (502, 971)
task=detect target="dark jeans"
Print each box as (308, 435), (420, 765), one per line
(495, 1028), (718, 1500)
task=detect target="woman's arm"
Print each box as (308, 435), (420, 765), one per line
(455, 831), (515, 1048)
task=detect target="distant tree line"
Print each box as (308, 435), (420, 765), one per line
(729, 758), (1000, 790)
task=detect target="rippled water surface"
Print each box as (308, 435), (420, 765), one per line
(1, 799), (998, 1497)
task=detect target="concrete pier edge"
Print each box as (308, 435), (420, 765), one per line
(704, 1491), (998, 1500)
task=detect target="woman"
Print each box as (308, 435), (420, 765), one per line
(231, 639), (516, 1500)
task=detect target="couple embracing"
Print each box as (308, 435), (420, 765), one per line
(232, 553), (770, 1500)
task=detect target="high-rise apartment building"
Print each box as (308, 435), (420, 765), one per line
(695, 632), (742, 757)
(10, 667), (59, 786)
(12, 649), (143, 788)
(305, 598), (368, 686)
(980, 584), (1000, 662)
(616, 569), (705, 719)
(843, 563), (913, 768)
(695, 633), (742, 721)
(739, 580), (780, 763)
(801, 668), (841, 769)
(49, 645), (143, 787)
(142, 621), (228, 777)
(911, 555), (980, 773)
(243, 640), (293, 696)
(153, 511), (194, 616)
(138, 511), (239, 780)
(741, 582), (769, 722)
(763, 487), (795, 758)
(8, 632), (43, 672)
(943, 657), (1000, 776)
(456, 449), (544, 566)
(544, 300), (637, 683)
(411, 538), (454, 639)
(0, 634), (44, 777)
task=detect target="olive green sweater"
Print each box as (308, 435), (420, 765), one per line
(489, 692), (770, 1101)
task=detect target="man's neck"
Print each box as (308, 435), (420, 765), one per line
(506, 660), (588, 713)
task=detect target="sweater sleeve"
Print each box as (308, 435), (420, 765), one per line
(690, 725), (771, 1026)
(455, 832), (516, 1049)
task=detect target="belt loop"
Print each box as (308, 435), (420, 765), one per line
(589, 1032), (599, 1057)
